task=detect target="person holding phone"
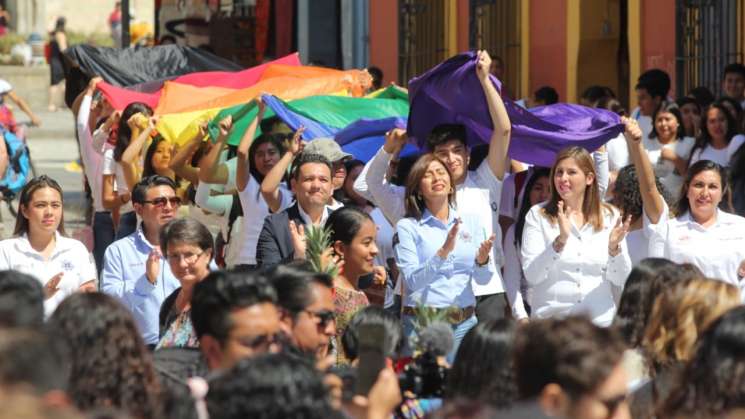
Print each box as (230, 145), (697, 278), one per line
(394, 154), (495, 362)
(0, 176), (96, 316)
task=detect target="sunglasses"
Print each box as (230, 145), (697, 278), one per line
(303, 309), (336, 329)
(141, 196), (182, 208)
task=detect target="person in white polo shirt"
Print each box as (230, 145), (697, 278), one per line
(354, 50), (511, 322)
(0, 176), (96, 316)
(625, 117), (745, 294)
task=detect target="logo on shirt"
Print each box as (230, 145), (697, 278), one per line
(61, 260), (74, 272)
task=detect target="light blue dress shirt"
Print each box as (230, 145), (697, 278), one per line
(101, 228), (180, 345)
(394, 207), (493, 309)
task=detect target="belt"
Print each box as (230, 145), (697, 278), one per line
(402, 305), (475, 325)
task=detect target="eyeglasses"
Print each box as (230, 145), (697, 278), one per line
(303, 309), (336, 329)
(166, 250), (204, 264)
(141, 196), (182, 208)
(234, 333), (279, 352)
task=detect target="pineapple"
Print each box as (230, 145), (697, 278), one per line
(304, 224), (339, 278)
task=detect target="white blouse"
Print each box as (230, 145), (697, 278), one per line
(521, 202), (632, 326)
(0, 233), (96, 316)
(646, 204), (745, 295)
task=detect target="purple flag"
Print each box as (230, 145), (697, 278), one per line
(407, 52), (624, 167)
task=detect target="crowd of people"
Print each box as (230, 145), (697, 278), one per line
(1, 50), (745, 419)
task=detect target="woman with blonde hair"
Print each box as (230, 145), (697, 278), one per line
(521, 146), (632, 326)
(630, 276), (741, 418)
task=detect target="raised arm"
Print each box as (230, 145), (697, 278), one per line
(477, 50), (511, 181)
(236, 102), (266, 192)
(121, 115), (156, 165)
(623, 117), (665, 223)
(260, 127), (304, 212)
(7, 90), (41, 127)
(169, 123), (206, 185)
(356, 129), (407, 224)
(198, 125), (229, 185)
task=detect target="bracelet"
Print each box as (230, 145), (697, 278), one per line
(608, 245), (621, 257)
(552, 236), (567, 253)
(475, 256), (490, 267)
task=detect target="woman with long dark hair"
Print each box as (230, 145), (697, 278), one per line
(688, 101), (745, 167)
(625, 116), (745, 289)
(0, 176), (96, 315)
(324, 206), (380, 364)
(102, 101), (154, 239)
(647, 101), (695, 197)
(229, 100), (289, 269)
(521, 147), (632, 326)
(446, 319), (517, 409)
(47, 293), (164, 419)
(502, 167), (550, 321)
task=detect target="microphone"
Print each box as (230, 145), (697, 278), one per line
(417, 321), (454, 357)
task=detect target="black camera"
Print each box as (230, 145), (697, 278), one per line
(398, 350), (448, 398)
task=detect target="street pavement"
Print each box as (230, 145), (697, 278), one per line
(0, 108), (87, 237)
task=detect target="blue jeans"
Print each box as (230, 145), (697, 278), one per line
(116, 211), (137, 240)
(402, 313), (478, 364)
(92, 211), (115, 278)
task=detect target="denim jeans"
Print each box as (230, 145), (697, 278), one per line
(92, 211), (115, 278)
(401, 313), (478, 364)
(115, 211), (138, 240)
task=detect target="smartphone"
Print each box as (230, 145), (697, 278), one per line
(354, 323), (387, 395)
(357, 272), (374, 289)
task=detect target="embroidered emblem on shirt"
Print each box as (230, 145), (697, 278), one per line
(62, 260), (74, 271)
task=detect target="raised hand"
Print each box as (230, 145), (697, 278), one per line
(44, 272), (64, 300)
(287, 126), (306, 156)
(218, 115), (233, 137)
(476, 50), (492, 82)
(382, 128), (407, 154)
(372, 265), (387, 286)
(437, 218), (460, 259)
(289, 220), (307, 260)
(556, 200), (572, 242)
(622, 116), (643, 145)
(609, 215), (632, 255)
(146, 246), (162, 285)
(476, 234), (496, 265)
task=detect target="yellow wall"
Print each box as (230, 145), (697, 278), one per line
(628, 0), (641, 109)
(575, 0), (623, 101)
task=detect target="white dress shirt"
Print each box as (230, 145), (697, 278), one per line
(354, 146), (505, 295)
(646, 204), (745, 295)
(521, 203), (632, 326)
(76, 95), (109, 212)
(0, 233), (96, 316)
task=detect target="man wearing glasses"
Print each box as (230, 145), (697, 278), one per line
(191, 270), (282, 371)
(101, 175), (183, 348)
(267, 264), (337, 360)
